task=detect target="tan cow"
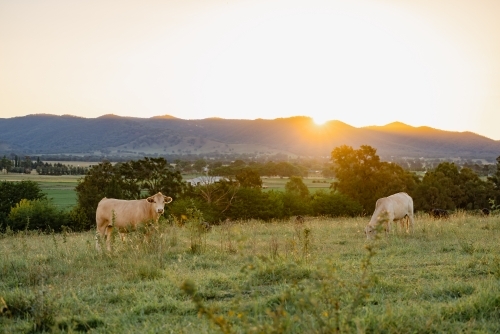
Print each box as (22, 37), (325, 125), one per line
(96, 192), (173, 251)
(365, 192), (414, 240)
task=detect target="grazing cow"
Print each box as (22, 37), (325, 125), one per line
(96, 192), (173, 251)
(481, 208), (490, 216)
(365, 192), (414, 240)
(295, 215), (305, 224)
(429, 208), (449, 219)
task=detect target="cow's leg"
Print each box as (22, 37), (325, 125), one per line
(409, 213), (414, 233)
(403, 216), (409, 233)
(95, 230), (101, 251)
(96, 224), (107, 251)
(105, 226), (114, 251)
(386, 212), (395, 235)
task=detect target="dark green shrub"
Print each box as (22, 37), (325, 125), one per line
(310, 190), (363, 217)
(282, 192), (311, 217)
(170, 197), (221, 223)
(7, 199), (69, 232)
(67, 205), (93, 231)
(227, 188), (285, 221)
(0, 180), (45, 229)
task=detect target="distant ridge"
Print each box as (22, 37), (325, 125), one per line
(0, 114), (498, 160)
(150, 114), (180, 119)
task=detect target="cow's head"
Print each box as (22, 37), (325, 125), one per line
(365, 225), (376, 240)
(146, 192), (173, 215)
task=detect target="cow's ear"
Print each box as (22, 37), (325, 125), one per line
(164, 196), (173, 204)
(147, 197), (155, 203)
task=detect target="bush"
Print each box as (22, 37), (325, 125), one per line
(227, 188), (285, 221)
(170, 198), (221, 224)
(7, 199), (69, 232)
(310, 190), (363, 217)
(282, 192), (311, 217)
(67, 205), (93, 231)
(0, 180), (45, 229)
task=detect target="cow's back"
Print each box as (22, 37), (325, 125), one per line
(96, 198), (151, 229)
(386, 192), (413, 220)
(370, 192), (412, 223)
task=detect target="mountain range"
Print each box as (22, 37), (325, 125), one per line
(0, 114), (499, 161)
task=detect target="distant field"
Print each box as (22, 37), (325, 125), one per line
(40, 182), (78, 211)
(262, 176), (334, 192)
(1, 173), (334, 210)
(1, 173), (80, 210)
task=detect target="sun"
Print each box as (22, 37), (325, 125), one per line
(312, 115), (329, 126)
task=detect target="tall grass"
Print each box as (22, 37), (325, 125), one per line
(0, 213), (499, 333)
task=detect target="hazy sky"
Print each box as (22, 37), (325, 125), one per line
(1, 0), (499, 139)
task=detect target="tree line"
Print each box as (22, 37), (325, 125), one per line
(1, 145), (499, 233)
(0, 155), (90, 175)
(330, 145), (500, 213)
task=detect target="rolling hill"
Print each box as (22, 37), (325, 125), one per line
(0, 114), (499, 160)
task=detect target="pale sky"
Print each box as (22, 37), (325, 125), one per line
(1, 0), (499, 139)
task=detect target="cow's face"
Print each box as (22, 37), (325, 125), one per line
(365, 225), (376, 240)
(147, 192), (173, 215)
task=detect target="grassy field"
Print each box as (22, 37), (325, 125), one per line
(0, 174), (80, 211)
(1, 213), (499, 333)
(262, 176), (333, 193)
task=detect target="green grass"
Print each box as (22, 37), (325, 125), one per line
(1, 212), (499, 333)
(1, 174), (80, 211)
(39, 182), (78, 211)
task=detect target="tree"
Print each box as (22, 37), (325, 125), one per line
(0, 155), (12, 172)
(274, 162), (304, 178)
(74, 161), (123, 229)
(330, 145), (417, 213)
(122, 157), (185, 198)
(488, 155), (500, 204)
(283, 176), (311, 216)
(0, 180), (46, 228)
(412, 168), (457, 211)
(193, 159), (207, 173)
(412, 162), (495, 211)
(458, 167), (495, 210)
(189, 178), (239, 219)
(231, 160), (246, 168)
(285, 176), (309, 198)
(74, 158), (186, 229)
(235, 168), (262, 188)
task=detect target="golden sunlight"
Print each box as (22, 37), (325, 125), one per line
(312, 115), (329, 126)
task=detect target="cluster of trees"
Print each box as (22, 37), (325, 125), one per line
(330, 145), (500, 213)
(0, 155), (90, 175)
(1, 146), (499, 233)
(69, 157), (361, 231)
(206, 160), (309, 178)
(36, 163), (89, 175)
(392, 156), (496, 177)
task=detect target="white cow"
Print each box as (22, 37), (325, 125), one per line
(96, 192), (173, 251)
(365, 192), (414, 240)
